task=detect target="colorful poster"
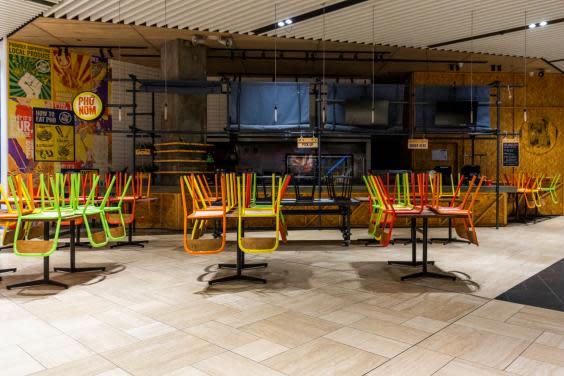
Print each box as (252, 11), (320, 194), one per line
(51, 50), (93, 103)
(33, 108), (75, 162)
(8, 41), (52, 99)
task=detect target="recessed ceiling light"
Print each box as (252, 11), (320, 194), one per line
(528, 23), (537, 29)
(539, 20), (548, 27)
(277, 21), (285, 27)
(285, 19), (292, 25)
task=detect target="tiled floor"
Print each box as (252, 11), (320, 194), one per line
(1, 217), (564, 375)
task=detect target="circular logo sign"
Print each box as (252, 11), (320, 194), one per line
(72, 91), (103, 121)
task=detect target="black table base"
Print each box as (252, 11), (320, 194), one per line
(396, 218), (456, 281)
(110, 223), (148, 248)
(209, 222), (267, 285)
(8, 222), (67, 289)
(55, 221), (106, 274)
(0, 268), (17, 281)
(430, 217), (470, 245)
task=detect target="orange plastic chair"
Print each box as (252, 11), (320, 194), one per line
(180, 173), (227, 254)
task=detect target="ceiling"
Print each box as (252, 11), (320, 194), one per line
(2, 0), (564, 72)
(0, 0), (61, 39)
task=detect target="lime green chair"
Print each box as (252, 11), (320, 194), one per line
(81, 175), (120, 248)
(103, 176), (132, 243)
(7, 175), (68, 289)
(541, 174), (560, 204)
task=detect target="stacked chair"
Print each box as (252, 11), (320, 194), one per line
(364, 171), (484, 247)
(1, 171), (150, 290)
(180, 172), (291, 284)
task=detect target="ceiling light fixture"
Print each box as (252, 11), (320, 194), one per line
(539, 20), (548, 27)
(528, 23), (536, 29)
(277, 21), (285, 27)
(285, 19), (292, 25)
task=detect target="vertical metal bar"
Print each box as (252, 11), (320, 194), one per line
(151, 92), (155, 166)
(422, 218), (428, 273)
(0, 39), (8, 187)
(70, 220), (76, 269)
(495, 82), (501, 229)
(131, 76), (137, 176)
(411, 217), (416, 263)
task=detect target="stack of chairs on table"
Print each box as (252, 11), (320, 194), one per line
(504, 172), (561, 219)
(364, 171), (485, 247)
(0, 171), (150, 289)
(180, 171), (291, 258)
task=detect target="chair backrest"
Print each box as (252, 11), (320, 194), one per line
(466, 176), (486, 212)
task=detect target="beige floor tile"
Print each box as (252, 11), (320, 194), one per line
(264, 337), (386, 376)
(103, 332), (225, 376)
(273, 291), (351, 316)
(351, 317), (430, 344)
(434, 359), (513, 375)
(319, 309), (365, 325)
(514, 343), (564, 368)
(194, 352), (284, 376)
(324, 326), (410, 357)
(470, 300), (524, 322)
(506, 356), (564, 375)
(401, 316), (449, 333)
(185, 321), (258, 350)
(342, 302), (415, 324)
(419, 324), (531, 369)
(126, 322), (178, 340)
(232, 339), (288, 362)
(536, 331), (564, 349)
(61, 318), (139, 353)
(96, 369), (132, 376)
(24, 355), (116, 376)
(392, 292), (486, 322)
(162, 366), (210, 376)
(456, 314), (542, 341)
(19, 334), (93, 369)
(240, 311), (340, 348)
(365, 346), (452, 376)
(151, 301), (239, 329)
(0, 345), (45, 376)
(508, 307), (564, 335)
(0, 317), (60, 346)
(215, 304), (286, 328)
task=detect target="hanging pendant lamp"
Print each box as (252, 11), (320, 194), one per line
(163, 0), (168, 122)
(274, 3), (278, 124)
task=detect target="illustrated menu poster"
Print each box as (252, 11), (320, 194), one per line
(8, 41), (52, 99)
(33, 108), (75, 162)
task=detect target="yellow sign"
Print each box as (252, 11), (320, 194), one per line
(33, 108), (75, 162)
(73, 91), (103, 121)
(297, 136), (319, 149)
(408, 138), (429, 150)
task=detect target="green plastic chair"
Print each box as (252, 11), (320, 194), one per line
(7, 175), (68, 289)
(81, 175), (118, 248)
(540, 174), (560, 204)
(101, 176), (132, 243)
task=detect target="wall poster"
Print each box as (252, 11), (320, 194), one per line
(8, 41), (52, 99)
(33, 108), (75, 162)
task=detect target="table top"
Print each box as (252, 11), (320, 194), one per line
(394, 208), (468, 219)
(279, 198), (360, 207)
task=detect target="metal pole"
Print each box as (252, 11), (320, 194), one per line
(495, 81), (501, 229)
(131, 76), (137, 176)
(151, 92), (155, 166)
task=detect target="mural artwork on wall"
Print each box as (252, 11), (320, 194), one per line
(521, 117), (558, 155)
(7, 40), (112, 174)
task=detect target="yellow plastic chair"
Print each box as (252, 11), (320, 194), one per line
(237, 174), (290, 253)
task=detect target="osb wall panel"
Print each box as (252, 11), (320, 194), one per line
(413, 72), (564, 215)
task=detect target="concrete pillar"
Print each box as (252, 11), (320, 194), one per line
(160, 40), (207, 142)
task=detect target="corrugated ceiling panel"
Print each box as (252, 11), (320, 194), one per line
(0, 0), (57, 39)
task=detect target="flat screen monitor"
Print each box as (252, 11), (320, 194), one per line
(435, 101), (477, 127)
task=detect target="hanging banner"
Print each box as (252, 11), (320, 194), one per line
(408, 138), (429, 149)
(33, 108), (75, 162)
(297, 136), (318, 149)
(8, 41), (52, 99)
(502, 138), (520, 167)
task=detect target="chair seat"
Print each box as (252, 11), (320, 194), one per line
(241, 209), (275, 217)
(188, 210), (224, 219)
(186, 238), (223, 252)
(107, 213), (134, 223)
(240, 237), (277, 250)
(22, 209), (76, 221)
(15, 240), (53, 254)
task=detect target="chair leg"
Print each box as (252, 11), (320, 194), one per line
(208, 274), (266, 285)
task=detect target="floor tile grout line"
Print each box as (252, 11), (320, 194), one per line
(15, 343), (48, 372)
(361, 295), (493, 375)
(502, 329), (545, 372)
